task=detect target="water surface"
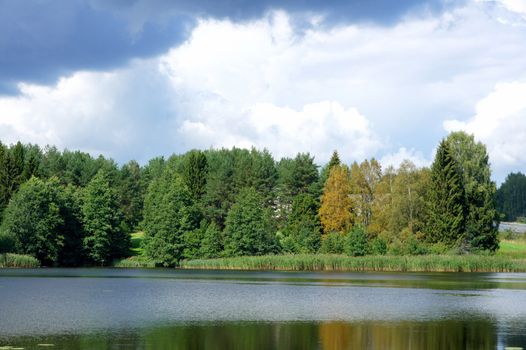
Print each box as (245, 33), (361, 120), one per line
(1, 268), (525, 349)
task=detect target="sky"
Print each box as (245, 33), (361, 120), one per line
(1, 0), (526, 183)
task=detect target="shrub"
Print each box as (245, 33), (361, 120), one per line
(344, 226), (369, 257)
(320, 232), (345, 254)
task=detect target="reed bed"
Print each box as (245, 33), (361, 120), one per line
(0, 253), (40, 268)
(113, 256), (156, 268)
(180, 254), (526, 272)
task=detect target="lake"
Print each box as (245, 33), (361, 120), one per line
(1, 269), (525, 349)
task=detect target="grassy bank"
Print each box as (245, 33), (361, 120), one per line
(181, 254), (526, 272)
(0, 253), (40, 268)
(497, 239), (526, 259)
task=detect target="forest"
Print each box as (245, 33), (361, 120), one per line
(0, 131), (525, 267)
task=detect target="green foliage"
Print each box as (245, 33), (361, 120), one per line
(181, 150), (208, 200)
(344, 226), (369, 256)
(199, 222), (223, 258)
(497, 172), (526, 221)
(117, 160), (145, 232)
(276, 153), (319, 226)
(319, 150), (341, 187)
(280, 193), (321, 253)
(182, 228), (205, 260)
(223, 187), (277, 257)
(425, 140), (466, 247)
(369, 237), (387, 255)
(446, 131), (499, 252)
(112, 256), (156, 268)
(82, 170), (129, 265)
(56, 184), (85, 266)
(182, 254), (526, 272)
(0, 231), (15, 253)
(1, 177), (65, 265)
(0, 253), (40, 268)
(320, 232), (345, 254)
(142, 167), (200, 266)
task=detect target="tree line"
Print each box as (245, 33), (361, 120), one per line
(0, 131), (515, 266)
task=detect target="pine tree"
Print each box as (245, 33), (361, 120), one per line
(319, 165), (353, 234)
(425, 140), (466, 247)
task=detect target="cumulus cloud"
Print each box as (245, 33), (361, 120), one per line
(0, 60), (177, 162)
(1, 1), (526, 176)
(444, 81), (526, 175)
(380, 147), (431, 169)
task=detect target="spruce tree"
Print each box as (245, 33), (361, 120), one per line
(425, 140), (466, 247)
(319, 150), (341, 187)
(182, 150), (208, 201)
(446, 131), (498, 251)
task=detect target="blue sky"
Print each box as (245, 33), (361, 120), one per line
(0, 0), (525, 182)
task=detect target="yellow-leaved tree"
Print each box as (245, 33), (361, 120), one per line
(319, 165), (353, 234)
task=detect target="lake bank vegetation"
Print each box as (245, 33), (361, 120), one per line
(181, 254), (526, 272)
(0, 131), (526, 270)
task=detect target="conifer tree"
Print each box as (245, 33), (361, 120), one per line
(425, 140), (466, 247)
(319, 150), (341, 187)
(182, 150), (209, 201)
(446, 131), (498, 251)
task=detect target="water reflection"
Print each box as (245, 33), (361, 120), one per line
(3, 319), (524, 350)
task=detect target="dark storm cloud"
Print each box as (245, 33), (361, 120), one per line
(0, 0), (455, 94)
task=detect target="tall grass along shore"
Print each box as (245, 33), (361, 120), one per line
(181, 254), (526, 273)
(0, 253), (40, 268)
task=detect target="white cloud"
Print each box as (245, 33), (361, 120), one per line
(0, 60), (176, 161)
(444, 81), (526, 173)
(380, 147), (431, 170)
(1, 1), (526, 177)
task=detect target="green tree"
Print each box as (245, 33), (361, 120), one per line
(223, 187), (277, 257)
(425, 140), (466, 247)
(181, 150), (209, 201)
(82, 170), (129, 265)
(446, 131), (499, 251)
(0, 177), (64, 265)
(142, 168), (200, 266)
(280, 193), (321, 253)
(199, 221), (223, 258)
(117, 160), (145, 232)
(57, 185), (86, 266)
(344, 225), (369, 257)
(319, 150), (342, 188)
(497, 172), (526, 221)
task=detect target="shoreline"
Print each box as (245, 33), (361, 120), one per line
(180, 254), (526, 273)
